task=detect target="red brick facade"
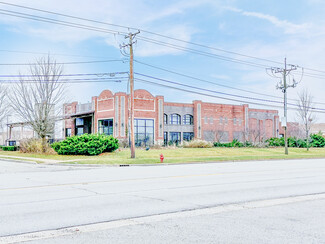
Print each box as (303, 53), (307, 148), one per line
(64, 89), (280, 144)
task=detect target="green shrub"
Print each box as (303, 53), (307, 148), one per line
(51, 134), (119, 155)
(296, 138), (307, 148)
(266, 137), (284, 147)
(243, 141), (253, 147)
(288, 137), (298, 147)
(183, 139), (213, 148)
(213, 139), (244, 148)
(2, 146), (17, 151)
(311, 133), (325, 147)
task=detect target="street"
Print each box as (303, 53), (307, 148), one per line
(0, 158), (325, 243)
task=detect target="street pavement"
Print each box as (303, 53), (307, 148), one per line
(0, 158), (325, 243)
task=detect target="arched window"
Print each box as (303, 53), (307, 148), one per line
(164, 114), (168, 125)
(170, 113), (181, 125)
(183, 114), (193, 125)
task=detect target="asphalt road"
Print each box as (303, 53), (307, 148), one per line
(0, 158), (325, 243)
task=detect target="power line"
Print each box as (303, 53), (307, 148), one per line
(135, 72), (325, 111)
(0, 8), (273, 70)
(0, 79), (124, 84)
(0, 49), (118, 59)
(136, 36), (269, 69)
(135, 77), (325, 114)
(0, 9), (126, 35)
(0, 1), (283, 65)
(135, 72), (284, 105)
(135, 72), (325, 112)
(0, 59), (126, 66)
(134, 60), (281, 99)
(5, 6), (325, 77)
(3, 2), (325, 76)
(0, 77), (129, 82)
(0, 72), (129, 77)
(134, 60), (325, 106)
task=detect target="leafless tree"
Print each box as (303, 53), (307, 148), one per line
(9, 56), (65, 152)
(0, 84), (8, 129)
(296, 89), (316, 151)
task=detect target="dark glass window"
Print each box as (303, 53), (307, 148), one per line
(76, 127), (84, 136)
(76, 118), (84, 126)
(183, 114), (193, 125)
(164, 132), (168, 145)
(170, 114), (181, 125)
(183, 132), (194, 141)
(164, 114), (168, 125)
(8, 141), (16, 146)
(170, 132), (181, 144)
(135, 119), (154, 146)
(98, 119), (114, 135)
(65, 128), (71, 137)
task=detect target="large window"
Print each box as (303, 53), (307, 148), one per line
(183, 132), (194, 141)
(170, 132), (181, 144)
(170, 114), (181, 125)
(75, 118), (85, 136)
(164, 114), (168, 125)
(98, 119), (113, 135)
(135, 119), (154, 146)
(183, 114), (193, 125)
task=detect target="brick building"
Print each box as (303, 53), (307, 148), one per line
(63, 89), (280, 145)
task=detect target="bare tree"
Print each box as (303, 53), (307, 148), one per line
(9, 56), (65, 152)
(0, 84), (8, 128)
(296, 89), (316, 151)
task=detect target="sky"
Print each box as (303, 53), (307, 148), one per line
(1, 0), (325, 123)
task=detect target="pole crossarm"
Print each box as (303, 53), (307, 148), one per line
(267, 58), (303, 155)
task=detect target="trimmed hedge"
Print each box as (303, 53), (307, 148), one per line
(310, 133), (325, 147)
(266, 133), (325, 148)
(214, 139), (251, 148)
(51, 134), (119, 155)
(2, 146), (17, 151)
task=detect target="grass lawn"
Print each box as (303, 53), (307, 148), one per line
(1, 147), (325, 165)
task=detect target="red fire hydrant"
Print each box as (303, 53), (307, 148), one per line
(160, 154), (164, 163)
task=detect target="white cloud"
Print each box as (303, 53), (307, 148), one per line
(225, 7), (309, 34)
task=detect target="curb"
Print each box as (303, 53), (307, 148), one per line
(0, 157), (38, 165)
(50, 156), (324, 167)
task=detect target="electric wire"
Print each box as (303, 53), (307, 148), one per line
(0, 49), (116, 59)
(0, 8), (275, 70)
(0, 72), (129, 78)
(0, 59), (126, 66)
(2, 2), (325, 75)
(134, 60), (325, 106)
(0, 77), (129, 82)
(0, 79), (124, 84)
(3, 7), (325, 78)
(134, 77), (325, 114)
(0, 1), (285, 65)
(135, 72), (325, 111)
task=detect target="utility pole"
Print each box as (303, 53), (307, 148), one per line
(268, 58), (300, 155)
(120, 31), (140, 158)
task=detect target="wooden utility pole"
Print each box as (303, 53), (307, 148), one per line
(283, 58), (288, 155)
(268, 58), (299, 155)
(121, 31), (140, 158)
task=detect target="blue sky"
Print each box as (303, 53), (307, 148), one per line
(1, 0), (325, 121)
